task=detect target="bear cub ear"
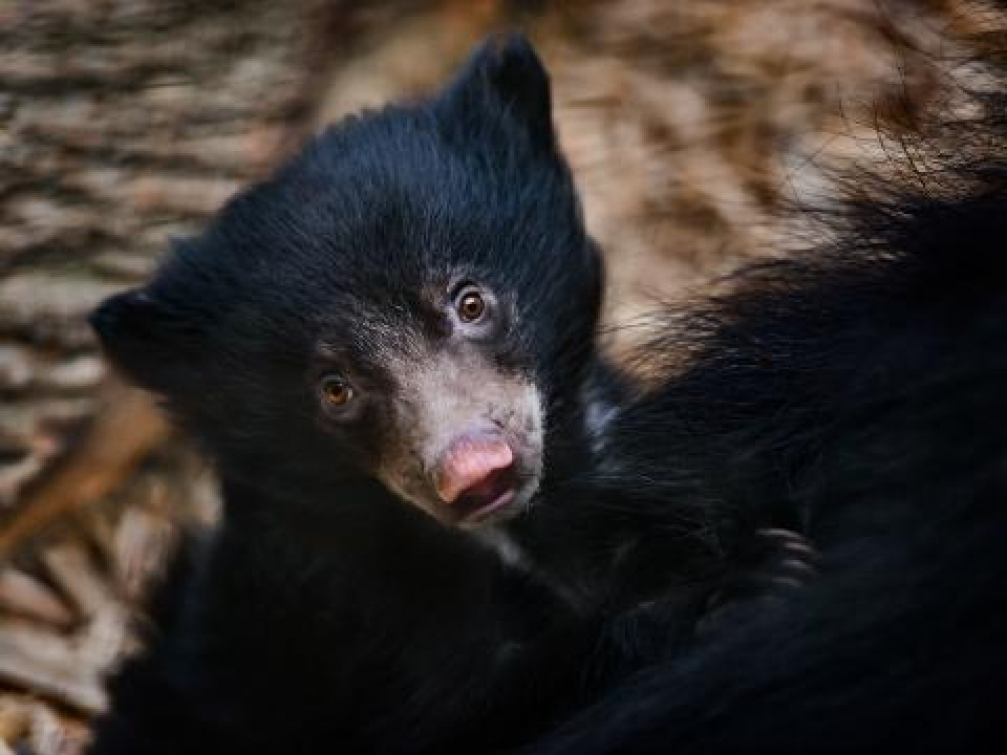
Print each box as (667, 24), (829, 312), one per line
(439, 32), (556, 152)
(90, 288), (205, 397)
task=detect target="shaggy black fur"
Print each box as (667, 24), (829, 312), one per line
(528, 69), (1007, 752)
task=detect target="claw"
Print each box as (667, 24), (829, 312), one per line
(698, 527), (821, 638)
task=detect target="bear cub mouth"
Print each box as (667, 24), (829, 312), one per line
(454, 463), (520, 524)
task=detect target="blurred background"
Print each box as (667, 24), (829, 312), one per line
(0, 1), (991, 751)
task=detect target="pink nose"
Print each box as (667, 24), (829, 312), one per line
(434, 434), (514, 504)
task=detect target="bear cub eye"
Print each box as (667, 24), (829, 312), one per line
(319, 375), (355, 410)
(454, 284), (487, 323)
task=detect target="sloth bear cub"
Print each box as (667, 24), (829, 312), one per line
(89, 35), (793, 755)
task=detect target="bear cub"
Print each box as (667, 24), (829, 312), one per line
(88, 35), (807, 754)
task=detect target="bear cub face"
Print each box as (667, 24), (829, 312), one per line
(92, 36), (603, 528)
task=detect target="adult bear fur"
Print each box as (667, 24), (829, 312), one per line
(528, 59), (1007, 752)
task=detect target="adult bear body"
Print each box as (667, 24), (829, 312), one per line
(532, 83), (1007, 752)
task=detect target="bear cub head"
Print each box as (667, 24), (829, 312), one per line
(91, 35), (603, 528)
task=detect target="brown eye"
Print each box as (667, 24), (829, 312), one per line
(456, 288), (486, 323)
(319, 376), (354, 407)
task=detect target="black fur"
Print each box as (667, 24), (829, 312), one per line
(528, 76), (1007, 752)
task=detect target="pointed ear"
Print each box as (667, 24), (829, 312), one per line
(90, 288), (205, 396)
(438, 33), (556, 152)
